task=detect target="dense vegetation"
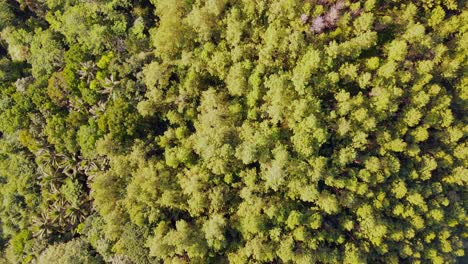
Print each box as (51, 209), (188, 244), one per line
(0, 0), (467, 263)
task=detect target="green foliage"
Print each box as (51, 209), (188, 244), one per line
(0, 0), (14, 31)
(28, 29), (64, 78)
(36, 239), (103, 264)
(0, 0), (466, 263)
(98, 98), (140, 142)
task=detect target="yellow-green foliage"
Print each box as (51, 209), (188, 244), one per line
(0, 0), (466, 263)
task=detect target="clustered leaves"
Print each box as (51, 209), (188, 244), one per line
(0, 0), (467, 263)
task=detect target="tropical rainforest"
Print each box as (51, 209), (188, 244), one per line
(0, 0), (467, 263)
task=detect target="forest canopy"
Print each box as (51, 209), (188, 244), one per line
(0, 0), (467, 263)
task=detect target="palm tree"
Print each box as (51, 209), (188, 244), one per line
(49, 198), (68, 228)
(89, 100), (107, 117)
(65, 200), (91, 232)
(100, 74), (121, 103)
(32, 212), (55, 239)
(78, 61), (97, 84)
(101, 74), (120, 93)
(57, 155), (80, 178)
(36, 148), (70, 173)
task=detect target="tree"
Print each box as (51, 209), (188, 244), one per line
(29, 29), (64, 78)
(0, 0), (466, 263)
(36, 239), (103, 264)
